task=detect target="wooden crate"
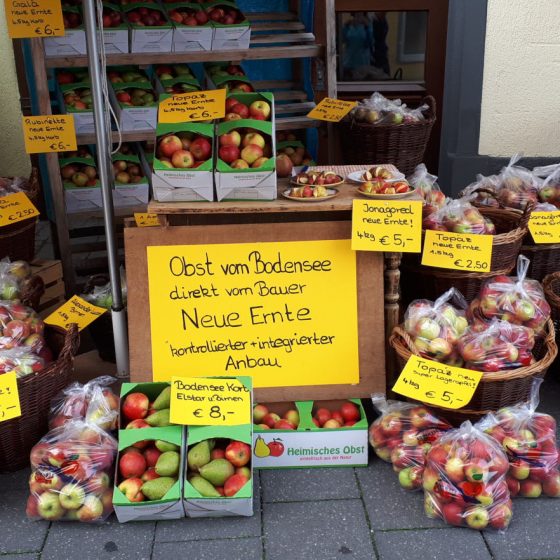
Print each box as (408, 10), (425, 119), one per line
(30, 259), (65, 317)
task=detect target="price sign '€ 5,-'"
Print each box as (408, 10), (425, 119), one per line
(159, 89), (226, 124)
(45, 295), (107, 332)
(422, 229), (493, 272)
(0, 192), (39, 227)
(170, 376), (251, 426)
(0, 372), (21, 422)
(6, 0), (65, 38)
(307, 98), (357, 122)
(392, 356), (483, 410)
(528, 211), (560, 244)
(351, 199), (422, 252)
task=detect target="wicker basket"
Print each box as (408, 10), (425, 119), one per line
(521, 243), (560, 282)
(338, 96), (436, 176)
(0, 324), (79, 472)
(0, 169), (40, 262)
(389, 319), (557, 415)
(543, 272), (560, 329)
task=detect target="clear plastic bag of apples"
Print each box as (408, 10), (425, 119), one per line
(27, 420), (117, 523)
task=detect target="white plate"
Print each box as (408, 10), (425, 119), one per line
(347, 169), (406, 184)
(282, 188), (339, 202)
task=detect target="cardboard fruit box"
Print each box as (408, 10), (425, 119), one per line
(215, 92), (276, 201)
(119, 382), (171, 430)
(57, 82), (94, 134)
(60, 155), (102, 213)
(44, 6), (87, 56)
(207, 1), (251, 50)
(204, 62), (253, 92)
(183, 424), (253, 518)
(154, 64), (201, 96)
(252, 399), (368, 469)
(113, 426), (185, 522)
(109, 81), (158, 132)
(124, 3), (173, 53)
(102, 2), (130, 54)
(111, 152), (150, 207)
(167, 2), (213, 52)
(152, 121), (214, 202)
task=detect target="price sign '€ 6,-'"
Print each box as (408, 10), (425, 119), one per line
(45, 295), (107, 332)
(0, 372), (21, 422)
(392, 356), (483, 409)
(159, 89), (226, 124)
(422, 229), (493, 272)
(351, 199), (422, 252)
(22, 115), (77, 154)
(170, 376), (251, 426)
(307, 98), (357, 122)
(0, 192), (39, 227)
(6, 0), (65, 38)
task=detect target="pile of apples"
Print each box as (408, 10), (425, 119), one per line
(168, 5), (208, 26)
(403, 298), (468, 365)
(0, 348), (45, 378)
(155, 64), (199, 93)
(27, 421), (117, 522)
(424, 425), (512, 530)
(108, 67), (150, 84)
(311, 401), (362, 429)
(218, 130), (271, 169)
(206, 5), (245, 25)
(208, 63), (246, 79)
(223, 97), (270, 122)
(157, 132), (212, 169)
(253, 404), (300, 430)
(457, 320), (536, 372)
(126, 6), (167, 27)
(118, 440), (180, 502)
(63, 86), (93, 111)
(485, 405), (560, 498)
(121, 386), (172, 429)
(359, 179), (411, 195)
(61, 160), (98, 187)
(102, 5), (123, 27)
(422, 200), (496, 234)
(112, 158), (145, 184)
(62, 9), (82, 29)
(56, 69), (89, 85)
(538, 183), (560, 208)
(116, 86), (156, 107)
(407, 164), (447, 211)
(186, 438), (251, 498)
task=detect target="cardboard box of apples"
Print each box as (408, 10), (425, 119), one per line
(153, 63), (201, 96)
(44, 6), (87, 56)
(215, 92), (276, 201)
(58, 81), (94, 134)
(109, 78), (158, 132)
(111, 152), (150, 207)
(167, 2), (213, 52)
(152, 122), (214, 202)
(101, 2), (129, 54)
(252, 400), (368, 469)
(205, 62), (254, 92)
(207, 1), (251, 50)
(59, 153), (103, 213)
(124, 2), (173, 53)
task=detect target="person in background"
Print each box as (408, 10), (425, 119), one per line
(371, 12), (390, 77)
(341, 12), (373, 80)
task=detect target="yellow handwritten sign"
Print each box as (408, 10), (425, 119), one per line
(22, 115), (77, 154)
(147, 240), (359, 387)
(6, 0), (65, 38)
(307, 97), (357, 122)
(0, 372), (21, 422)
(422, 229), (493, 272)
(351, 199), (422, 252)
(528, 211), (560, 244)
(0, 192), (39, 227)
(45, 295), (107, 332)
(170, 376), (251, 426)
(134, 213), (160, 227)
(393, 356), (483, 409)
(159, 89), (226, 124)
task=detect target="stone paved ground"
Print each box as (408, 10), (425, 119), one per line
(2, 374), (560, 560)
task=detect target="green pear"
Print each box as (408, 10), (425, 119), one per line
(155, 451), (180, 477)
(141, 477), (176, 501)
(155, 440), (179, 453)
(199, 458), (234, 486)
(187, 440), (211, 472)
(146, 408), (170, 427)
(190, 475), (221, 498)
(153, 386), (171, 410)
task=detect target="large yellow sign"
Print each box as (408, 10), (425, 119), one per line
(147, 240), (359, 387)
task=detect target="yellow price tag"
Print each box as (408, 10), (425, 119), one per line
(422, 229), (493, 272)
(307, 97), (357, 122)
(528, 211), (560, 244)
(22, 115), (77, 154)
(44, 295), (107, 332)
(134, 213), (160, 227)
(159, 89), (226, 124)
(0, 372), (22, 422)
(170, 377), (251, 426)
(6, 0), (65, 38)
(393, 356), (483, 409)
(351, 199), (422, 252)
(0, 192), (39, 227)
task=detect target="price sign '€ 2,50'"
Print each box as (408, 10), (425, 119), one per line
(392, 356), (483, 410)
(45, 295), (107, 332)
(0, 192), (39, 227)
(159, 89), (226, 124)
(170, 376), (251, 426)
(351, 200), (423, 252)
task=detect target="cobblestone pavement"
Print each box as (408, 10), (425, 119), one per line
(3, 375), (560, 560)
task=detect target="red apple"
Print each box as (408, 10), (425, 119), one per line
(118, 478), (144, 502)
(119, 450), (147, 479)
(224, 473), (248, 497)
(190, 137), (212, 161)
(225, 441), (251, 467)
(122, 392), (149, 421)
(219, 145), (240, 164)
(158, 135), (182, 158)
(171, 149), (195, 168)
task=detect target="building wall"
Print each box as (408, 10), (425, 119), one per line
(0, 2), (31, 176)
(479, 0), (560, 157)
